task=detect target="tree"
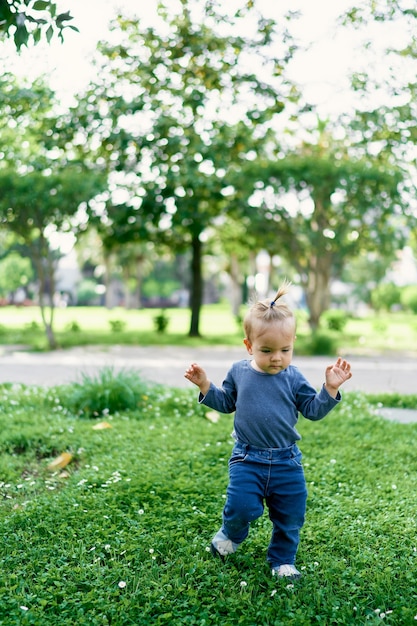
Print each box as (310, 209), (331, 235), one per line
(241, 120), (409, 329)
(0, 75), (106, 348)
(341, 251), (396, 307)
(341, 1), (417, 192)
(0, 0), (77, 49)
(0, 251), (33, 301)
(0, 166), (105, 347)
(61, 0), (299, 336)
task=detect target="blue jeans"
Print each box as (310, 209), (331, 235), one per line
(220, 441), (308, 568)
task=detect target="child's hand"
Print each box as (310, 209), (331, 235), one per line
(324, 357), (352, 397)
(184, 363), (210, 395)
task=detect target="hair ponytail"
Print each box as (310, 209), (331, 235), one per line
(244, 279), (295, 340)
(270, 279), (292, 308)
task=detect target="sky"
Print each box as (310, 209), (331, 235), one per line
(5, 0), (384, 116)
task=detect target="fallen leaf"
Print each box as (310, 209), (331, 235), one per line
(92, 421), (113, 430)
(47, 452), (73, 471)
(205, 411), (220, 423)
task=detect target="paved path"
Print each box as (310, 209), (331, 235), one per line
(0, 345), (416, 395)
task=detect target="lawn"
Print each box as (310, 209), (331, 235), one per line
(0, 303), (417, 355)
(1, 371), (417, 625)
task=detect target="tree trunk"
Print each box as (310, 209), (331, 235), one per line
(35, 246), (58, 350)
(305, 254), (332, 330)
(124, 255), (144, 309)
(229, 253), (242, 317)
(104, 254), (118, 308)
(189, 233), (203, 337)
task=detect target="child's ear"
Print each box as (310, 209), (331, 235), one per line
(243, 338), (253, 354)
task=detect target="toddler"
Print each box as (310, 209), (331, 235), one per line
(184, 282), (352, 579)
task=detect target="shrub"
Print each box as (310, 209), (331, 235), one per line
(109, 319), (127, 332)
(372, 318), (388, 334)
(57, 367), (150, 417)
(26, 320), (40, 331)
(370, 282), (401, 311)
(366, 393), (417, 409)
(400, 285), (417, 314)
(153, 309), (169, 333)
(76, 279), (100, 306)
(322, 309), (349, 332)
(306, 331), (337, 355)
(66, 320), (81, 332)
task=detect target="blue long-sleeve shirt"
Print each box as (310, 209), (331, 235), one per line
(199, 359), (341, 448)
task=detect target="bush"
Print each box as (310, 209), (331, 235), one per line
(400, 285), (417, 314)
(57, 367), (151, 417)
(322, 309), (349, 332)
(109, 319), (126, 332)
(66, 320), (81, 332)
(306, 331), (337, 355)
(76, 279), (100, 306)
(370, 282), (401, 311)
(153, 309), (169, 333)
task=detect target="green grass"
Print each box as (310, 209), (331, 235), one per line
(0, 304), (244, 350)
(0, 373), (416, 625)
(0, 304), (417, 355)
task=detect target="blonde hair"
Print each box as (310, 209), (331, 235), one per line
(243, 280), (295, 341)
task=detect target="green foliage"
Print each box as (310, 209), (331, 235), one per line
(322, 309), (349, 332)
(108, 319), (126, 333)
(365, 393), (417, 409)
(142, 263), (182, 300)
(370, 282), (401, 311)
(0, 251), (33, 297)
(76, 279), (100, 306)
(0, 386), (417, 624)
(68, 2), (298, 337)
(0, 1), (77, 50)
(254, 121), (408, 330)
(400, 285), (417, 314)
(305, 331), (337, 356)
(66, 320), (81, 333)
(153, 309), (169, 333)
(1, 304), (417, 355)
(57, 367), (151, 417)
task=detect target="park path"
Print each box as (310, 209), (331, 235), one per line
(0, 344), (416, 394)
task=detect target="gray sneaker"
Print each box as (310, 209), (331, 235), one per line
(210, 530), (238, 560)
(271, 564), (301, 580)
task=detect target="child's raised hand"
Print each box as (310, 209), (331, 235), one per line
(324, 357), (352, 397)
(184, 362), (210, 394)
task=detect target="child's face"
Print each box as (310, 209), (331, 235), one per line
(244, 320), (295, 375)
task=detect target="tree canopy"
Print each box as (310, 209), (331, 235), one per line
(0, 77), (105, 348)
(63, 0), (299, 336)
(2, 0), (417, 342)
(243, 122), (408, 328)
(0, 0), (76, 49)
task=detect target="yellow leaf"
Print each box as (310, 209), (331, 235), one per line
(205, 411), (220, 423)
(92, 421), (113, 430)
(47, 452), (73, 471)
